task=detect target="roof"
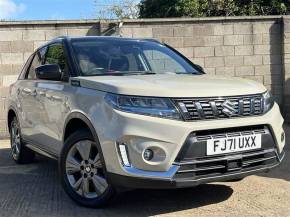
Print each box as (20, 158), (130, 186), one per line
(53, 36), (159, 43)
(36, 36), (161, 51)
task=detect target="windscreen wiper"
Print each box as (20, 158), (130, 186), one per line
(85, 71), (156, 76)
(120, 71), (156, 75)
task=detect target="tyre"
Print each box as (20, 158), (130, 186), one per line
(10, 116), (35, 164)
(226, 178), (244, 182)
(59, 129), (116, 208)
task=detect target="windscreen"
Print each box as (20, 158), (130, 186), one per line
(71, 38), (201, 76)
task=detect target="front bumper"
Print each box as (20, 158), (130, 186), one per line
(95, 102), (285, 188)
(107, 149), (284, 189)
(107, 127), (285, 189)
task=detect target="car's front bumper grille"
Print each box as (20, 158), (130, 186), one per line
(173, 94), (264, 121)
(173, 125), (283, 181)
(174, 148), (282, 179)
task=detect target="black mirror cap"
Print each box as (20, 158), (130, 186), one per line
(35, 64), (62, 81)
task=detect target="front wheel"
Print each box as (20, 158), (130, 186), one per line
(59, 129), (116, 208)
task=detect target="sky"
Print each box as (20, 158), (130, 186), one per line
(0, 0), (132, 20)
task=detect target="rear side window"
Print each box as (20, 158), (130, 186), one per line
(45, 44), (67, 72)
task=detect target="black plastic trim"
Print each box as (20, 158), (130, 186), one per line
(175, 125), (274, 162)
(107, 151), (284, 189)
(62, 112), (109, 176)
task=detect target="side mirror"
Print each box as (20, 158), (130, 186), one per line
(35, 64), (62, 81)
(194, 64), (204, 73)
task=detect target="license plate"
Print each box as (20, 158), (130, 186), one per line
(207, 134), (262, 156)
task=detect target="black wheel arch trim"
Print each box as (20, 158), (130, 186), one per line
(62, 111), (110, 176)
(7, 105), (20, 133)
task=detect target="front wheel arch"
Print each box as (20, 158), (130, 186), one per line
(62, 112), (108, 174)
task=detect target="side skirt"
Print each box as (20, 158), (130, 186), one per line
(25, 144), (58, 160)
(22, 137), (58, 160)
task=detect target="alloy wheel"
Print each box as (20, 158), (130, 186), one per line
(11, 121), (21, 160)
(65, 140), (108, 199)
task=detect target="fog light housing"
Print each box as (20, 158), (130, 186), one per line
(118, 143), (131, 167)
(281, 132), (285, 143)
(143, 149), (154, 161)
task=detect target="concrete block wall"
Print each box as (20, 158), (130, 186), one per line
(120, 17), (284, 107)
(0, 20), (100, 137)
(0, 16), (289, 138)
(282, 17), (290, 122)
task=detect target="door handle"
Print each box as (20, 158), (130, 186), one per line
(22, 88), (32, 95)
(22, 88), (37, 96)
(51, 95), (61, 101)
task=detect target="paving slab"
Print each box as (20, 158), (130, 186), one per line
(0, 128), (289, 217)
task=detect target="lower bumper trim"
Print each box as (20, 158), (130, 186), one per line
(107, 150), (284, 189)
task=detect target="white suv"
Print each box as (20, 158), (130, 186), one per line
(7, 36), (285, 207)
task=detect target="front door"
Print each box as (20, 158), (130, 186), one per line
(34, 43), (70, 154)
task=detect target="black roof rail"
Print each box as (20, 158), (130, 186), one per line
(142, 38), (161, 43)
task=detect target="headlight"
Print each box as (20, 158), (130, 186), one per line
(105, 93), (181, 120)
(263, 90), (274, 113)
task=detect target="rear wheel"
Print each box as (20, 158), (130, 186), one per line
(59, 129), (116, 208)
(10, 117), (35, 164)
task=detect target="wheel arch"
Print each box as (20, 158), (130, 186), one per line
(62, 112), (108, 173)
(63, 112), (98, 143)
(7, 106), (18, 134)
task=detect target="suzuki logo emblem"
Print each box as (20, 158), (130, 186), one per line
(221, 100), (238, 117)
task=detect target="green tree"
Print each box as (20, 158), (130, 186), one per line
(95, 0), (139, 19)
(139, 0), (290, 18)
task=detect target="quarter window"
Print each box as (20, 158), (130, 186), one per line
(26, 52), (42, 79)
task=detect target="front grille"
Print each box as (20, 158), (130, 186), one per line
(174, 149), (279, 180)
(173, 125), (282, 181)
(173, 94), (264, 121)
(175, 125), (274, 162)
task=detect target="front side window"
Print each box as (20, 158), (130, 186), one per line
(71, 39), (201, 76)
(19, 54), (34, 80)
(45, 44), (67, 72)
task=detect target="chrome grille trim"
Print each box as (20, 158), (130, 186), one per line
(173, 94), (264, 121)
